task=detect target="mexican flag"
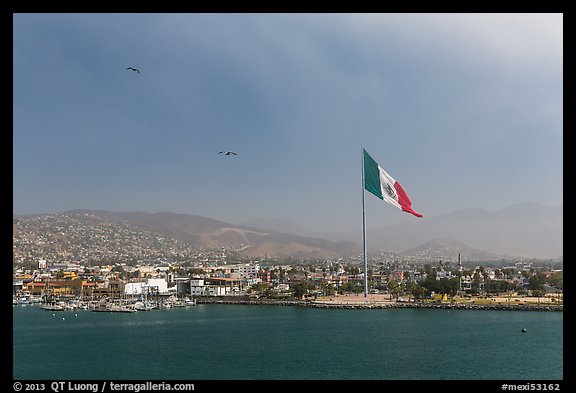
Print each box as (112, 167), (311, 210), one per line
(363, 149), (423, 218)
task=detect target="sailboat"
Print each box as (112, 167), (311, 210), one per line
(133, 285), (154, 311)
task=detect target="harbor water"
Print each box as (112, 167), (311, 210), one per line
(13, 304), (563, 380)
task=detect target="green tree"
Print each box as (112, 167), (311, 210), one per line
(407, 283), (427, 300)
(291, 282), (308, 300)
(528, 274), (544, 291)
(388, 280), (401, 300)
(319, 282), (336, 297)
(278, 266), (286, 283)
(423, 264), (434, 277)
(531, 289), (546, 299)
(546, 272), (563, 290)
(443, 277), (461, 297)
(342, 281), (363, 294)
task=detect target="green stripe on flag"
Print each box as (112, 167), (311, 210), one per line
(363, 149), (383, 200)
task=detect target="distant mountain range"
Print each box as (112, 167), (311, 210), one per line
(367, 202), (562, 258)
(244, 202), (563, 259)
(13, 202), (562, 260)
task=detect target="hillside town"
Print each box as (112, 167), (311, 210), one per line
(13, 212), (563, 310)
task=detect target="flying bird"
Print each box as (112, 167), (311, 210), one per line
(126, 67), (140, 74)
(218, 151), (238, 156)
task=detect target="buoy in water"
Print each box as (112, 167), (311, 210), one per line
(522, 328), (527, 332)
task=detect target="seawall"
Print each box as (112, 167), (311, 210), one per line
(195, 297), (563, 311)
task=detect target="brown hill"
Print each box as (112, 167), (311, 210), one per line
(61, 209), (361, 259)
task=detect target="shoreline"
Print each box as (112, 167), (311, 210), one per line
(195, 297), (563, 311)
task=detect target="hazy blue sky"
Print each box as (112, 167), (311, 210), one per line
(13, 13), (563, 232)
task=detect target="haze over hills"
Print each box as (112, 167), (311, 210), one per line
(365, 202), (562, 258)
(399, 238), (501, 262)
(13, 202), (562, 261)
(242, 202), (563, 259)
(242, 218), (319, 238)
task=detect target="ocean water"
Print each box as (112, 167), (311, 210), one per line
(13, 304), (563, 380)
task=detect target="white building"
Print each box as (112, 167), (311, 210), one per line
(124, 278), (169, 295)
(210, 263), (260, 278)
(189, 278), (232, 296)
(206, 285), (229, 296)
(483, 267), (496, 280)
(190, 279), (206, 296)
(147, 278), (168, 294)
(124, 282), (144, 295)
(436, 270), (453, 279)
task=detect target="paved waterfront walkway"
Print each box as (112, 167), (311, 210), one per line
(196, 294), (563, 311)
(310, 294), (562, 310)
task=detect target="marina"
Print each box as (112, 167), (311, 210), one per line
(13, 294), (197, 312)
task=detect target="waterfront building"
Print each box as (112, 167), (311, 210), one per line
(124, 282), (145, 296)
(189, 279), (206, 296)
(92, 279), (124, 298)
(205, 277), (243, 295)
(186, 277), (244, 296)
(175, 278), (191, 297)
(146, 278), (169, 294)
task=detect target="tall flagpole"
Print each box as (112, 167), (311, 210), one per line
(362, 147), (368, 297)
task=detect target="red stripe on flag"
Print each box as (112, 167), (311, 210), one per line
(393, 182), (423, 217)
